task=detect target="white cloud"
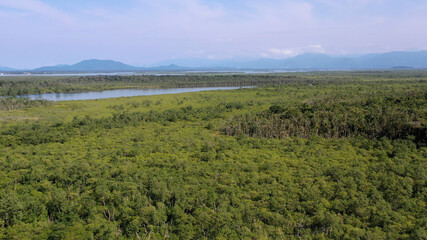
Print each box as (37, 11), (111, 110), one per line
(262, 44), (325, 58)
(136, 0), (225, 22)
(314, 0), (384, 7)
(0, 0), (72, 24)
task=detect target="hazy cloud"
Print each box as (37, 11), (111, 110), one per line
(0, 0), (72, 24)
(262, 45), (325, 58)
(1, 0), (427, 68)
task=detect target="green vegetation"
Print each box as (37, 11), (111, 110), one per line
(223, 90), (426, 145)
(1, 70), (426, 96)
(0, 74), (299, 96)
(0, 97), (52, 111)
(0, 72), (426, 239)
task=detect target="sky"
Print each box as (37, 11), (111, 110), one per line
(1, 0), (427, 68)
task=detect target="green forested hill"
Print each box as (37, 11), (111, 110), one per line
(0, 73), (426, 239)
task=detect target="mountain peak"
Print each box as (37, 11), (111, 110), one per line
(34, 59), (138, 72)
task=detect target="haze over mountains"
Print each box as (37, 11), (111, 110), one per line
(0, 66), (17, 71)
(154, 51), (427, 69)
(2, 51), (427, 72)
(32, 60), (189, 72)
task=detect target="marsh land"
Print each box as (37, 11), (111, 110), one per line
(0, 71), (426, 239)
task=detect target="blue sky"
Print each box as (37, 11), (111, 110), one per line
(1, 0), (427, 68)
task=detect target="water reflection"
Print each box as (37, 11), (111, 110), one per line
(23, 86), (251, 101)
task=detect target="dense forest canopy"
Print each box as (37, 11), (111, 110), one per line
(0, 71), (426, 239)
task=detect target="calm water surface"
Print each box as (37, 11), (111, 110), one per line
(24, 86), (251, 101)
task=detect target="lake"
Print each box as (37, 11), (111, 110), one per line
(23, 86), (251, 101)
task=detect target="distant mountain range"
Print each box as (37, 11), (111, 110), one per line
(155, 51), (427, 69)
(1, 51), (427, 72)
(31, 60), (189, 72)
(34, 60), (137, 72)
(0, 66), (19, 71)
